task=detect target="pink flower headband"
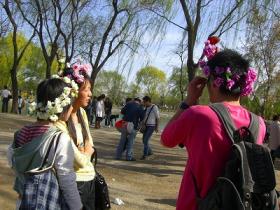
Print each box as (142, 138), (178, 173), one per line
(64, 62), (92, 84)
(199, 37), (257, 96)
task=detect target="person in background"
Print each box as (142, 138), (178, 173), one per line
(161, 49), (265, 210)
(85, 98), (93, 125)
(91, 96), (97, 125)
(2, 85), (11, 113)
(140, 96), (160, 160)
(115, 97), (144, 161)
(104, 97), (113, 127)
(18, 95), (24, 115)
(268, 114), (280, 163)
(95, 94), (105, 129)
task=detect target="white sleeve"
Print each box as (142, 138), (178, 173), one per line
(7, 144), (13, 168)
(154, 105), (160, 119)
(51, 132), (82, 210)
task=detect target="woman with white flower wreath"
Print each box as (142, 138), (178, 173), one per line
(55, 63), (97, 210)
(8, 78), (83, 210)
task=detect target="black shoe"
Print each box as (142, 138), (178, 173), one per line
(126, 157), (136, 161)
(140, 155), (147, 160)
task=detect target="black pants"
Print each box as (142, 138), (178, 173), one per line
(105, 113), (111, 126)
(2, 97), (8, 113)
(77, 179), (95, 210)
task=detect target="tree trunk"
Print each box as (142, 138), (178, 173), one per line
(187, 59), (196, 82)
(46, 60), (52, 79)
(10, 66), (18, 114)
(91, 68), (99, 87)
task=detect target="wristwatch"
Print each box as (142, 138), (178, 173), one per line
(180, 102), (190, 110)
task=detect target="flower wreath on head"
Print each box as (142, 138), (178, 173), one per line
(199, 36), (257, 96)
(63, 62), (92, 84)
(28, 75), (79, 122)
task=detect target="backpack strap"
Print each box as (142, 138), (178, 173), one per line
(210, 103), (260, 144)
(247, 112), (260, 143)
(210, 103), (237, 143)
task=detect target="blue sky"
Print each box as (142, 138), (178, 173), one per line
(104, 9), (188, 81)
(103, 5), (248, 83)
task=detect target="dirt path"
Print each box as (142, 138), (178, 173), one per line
(0, 113), (185, 210)
(1, 113), (280, 210)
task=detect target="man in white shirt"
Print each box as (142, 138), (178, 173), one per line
(1, 85), (11, 113)
(140, 96), (160, 160)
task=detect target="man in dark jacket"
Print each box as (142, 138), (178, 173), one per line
(115, 98), (144, 161)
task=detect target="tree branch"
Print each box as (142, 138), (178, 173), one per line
(146, 8), (186, 31)
(208, 0), (243, 37)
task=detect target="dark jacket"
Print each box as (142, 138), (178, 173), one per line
(121, 101), (144, 129)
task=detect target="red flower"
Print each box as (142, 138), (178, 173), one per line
(208, 36), (220, 45)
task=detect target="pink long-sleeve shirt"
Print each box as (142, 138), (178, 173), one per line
(161, 103), (266, 210)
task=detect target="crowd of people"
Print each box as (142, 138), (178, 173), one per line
(3, 41), (280, 210)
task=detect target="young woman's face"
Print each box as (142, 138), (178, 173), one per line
(76, 80), (92, 108)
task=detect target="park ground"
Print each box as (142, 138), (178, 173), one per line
(1, 113), (280, 210)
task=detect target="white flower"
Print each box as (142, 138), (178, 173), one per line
(47, 101), (53, 110)
(54, 98), (60, 105)
(61, 100), (67, 107)
(64, 97), (71, 105)
(63, 87), (71, 95)
(54, 104), (63, 113)
(63, 77), (71, 84)
(28, 102), (37, 115)
(49, 114), (58, 122)
(52, 74), (60, 79)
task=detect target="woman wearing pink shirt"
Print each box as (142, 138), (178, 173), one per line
(161, 49), (266, 210)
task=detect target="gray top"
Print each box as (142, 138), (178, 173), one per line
(9, 126), (82, 210)
(144, 105), (160, 126)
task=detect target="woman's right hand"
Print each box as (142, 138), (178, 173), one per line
(83, 145), (94, 156)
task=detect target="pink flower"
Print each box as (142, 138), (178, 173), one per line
(240, 67), (257, 96)
(203, 42), (218, 60)
(241, 84), (253, 96)
(202, 66), (211, 77)
(198, 60), (207, 68)
(246, 67), (257, 82)
(232, 74), (240, 81)
(226, 79), (235, 90)
(214, 77), (224, 87)
(72, 63), (80, 71)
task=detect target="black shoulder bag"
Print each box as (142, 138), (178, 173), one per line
(139, 105), (154, 134)
(91, 148), (111, 210)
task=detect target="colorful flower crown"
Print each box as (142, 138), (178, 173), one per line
(28, 76), (79, 122)
(64, 62), (92, 84)
(199, 37), (257, 96)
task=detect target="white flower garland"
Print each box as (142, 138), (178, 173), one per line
(28, 75), (79, 122)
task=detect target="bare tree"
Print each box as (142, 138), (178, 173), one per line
(179, 0), (248, 82)
(0, 8), (9, 37)
(54, 0), (90, 65)
(174, 41), (187, 100)
(76, 0), (171, 85)
(2, 0), (37, 113)
(14, 0), (84, 80)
